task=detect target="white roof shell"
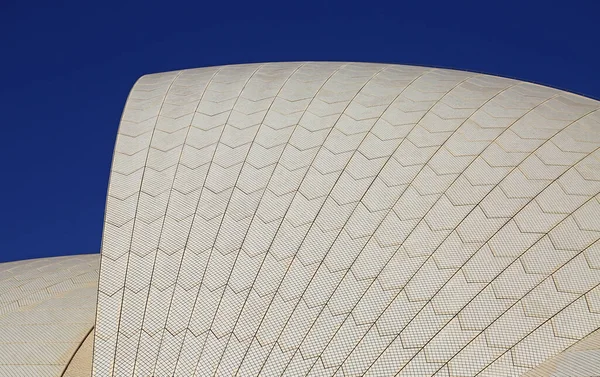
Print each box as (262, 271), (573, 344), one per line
(0, 254), (99, 376)
(3, 62), (599, 376)
(95, 62), (600, 376)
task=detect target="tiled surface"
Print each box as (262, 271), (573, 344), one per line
(0, 254), (99, 376)
(94, 62), (600, 376)
(523, 328), (600, 376)
(63, 328), (95, 377)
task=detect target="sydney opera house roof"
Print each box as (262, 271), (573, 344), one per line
(1, 62), (599, 376)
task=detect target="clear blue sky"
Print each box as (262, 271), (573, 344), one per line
(0, 0), (598, 263)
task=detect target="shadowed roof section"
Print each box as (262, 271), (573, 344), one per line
(0, 254), (99, 376)
(94, 62), (600, 376)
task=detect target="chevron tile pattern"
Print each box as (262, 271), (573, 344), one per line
(522, 328), (600, 376)
(94, 62), (600, 376)
(0, 254), (99, 376)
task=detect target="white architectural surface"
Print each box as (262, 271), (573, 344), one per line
(523, 328), (600, 376)
(90, 61), (600, 376)
(0, 254), (99, 376)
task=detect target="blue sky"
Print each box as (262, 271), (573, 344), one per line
(0, 0), (598, 262)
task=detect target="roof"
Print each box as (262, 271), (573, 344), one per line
(0, 254), (98, 376)
(96, 62), (600, 376)
(3, 62), (599, 376)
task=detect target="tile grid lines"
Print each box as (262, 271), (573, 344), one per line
(361, 133), (600, 375)
(136, 65), (253, 371)
(0, 257), (97, 310)
(326, 102), (598, 373)
(397, 187), (600, 372)
(409, 195), (600, 376)
(59, 326), (94, 377)
(229, 64), (392, 374)
(107, 70), (183, 377)
(241, 71), (490, 375)
(0, 255), (92, 278)
(153, 64), (265, 375)
(201, 62), (351, 374)
(287, 76), (523, 375)
(1, 260), (100, 309)
(148, 61), (300, 368)
(209, 64), (389, 370)
(93, 63), (600, 376)
(163, 63), (305, 376)
(328, 91), (563, 370)
(127, 66), (224, 375)
(475, 278), (600, 376)
(340, 107), (600, 376)
(92, 242), (113, 374)
(521, 326), (600, 376)
(0, 255), (99, 377)
(0, 255), (82, 277)
(267, 69), (481, 376)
